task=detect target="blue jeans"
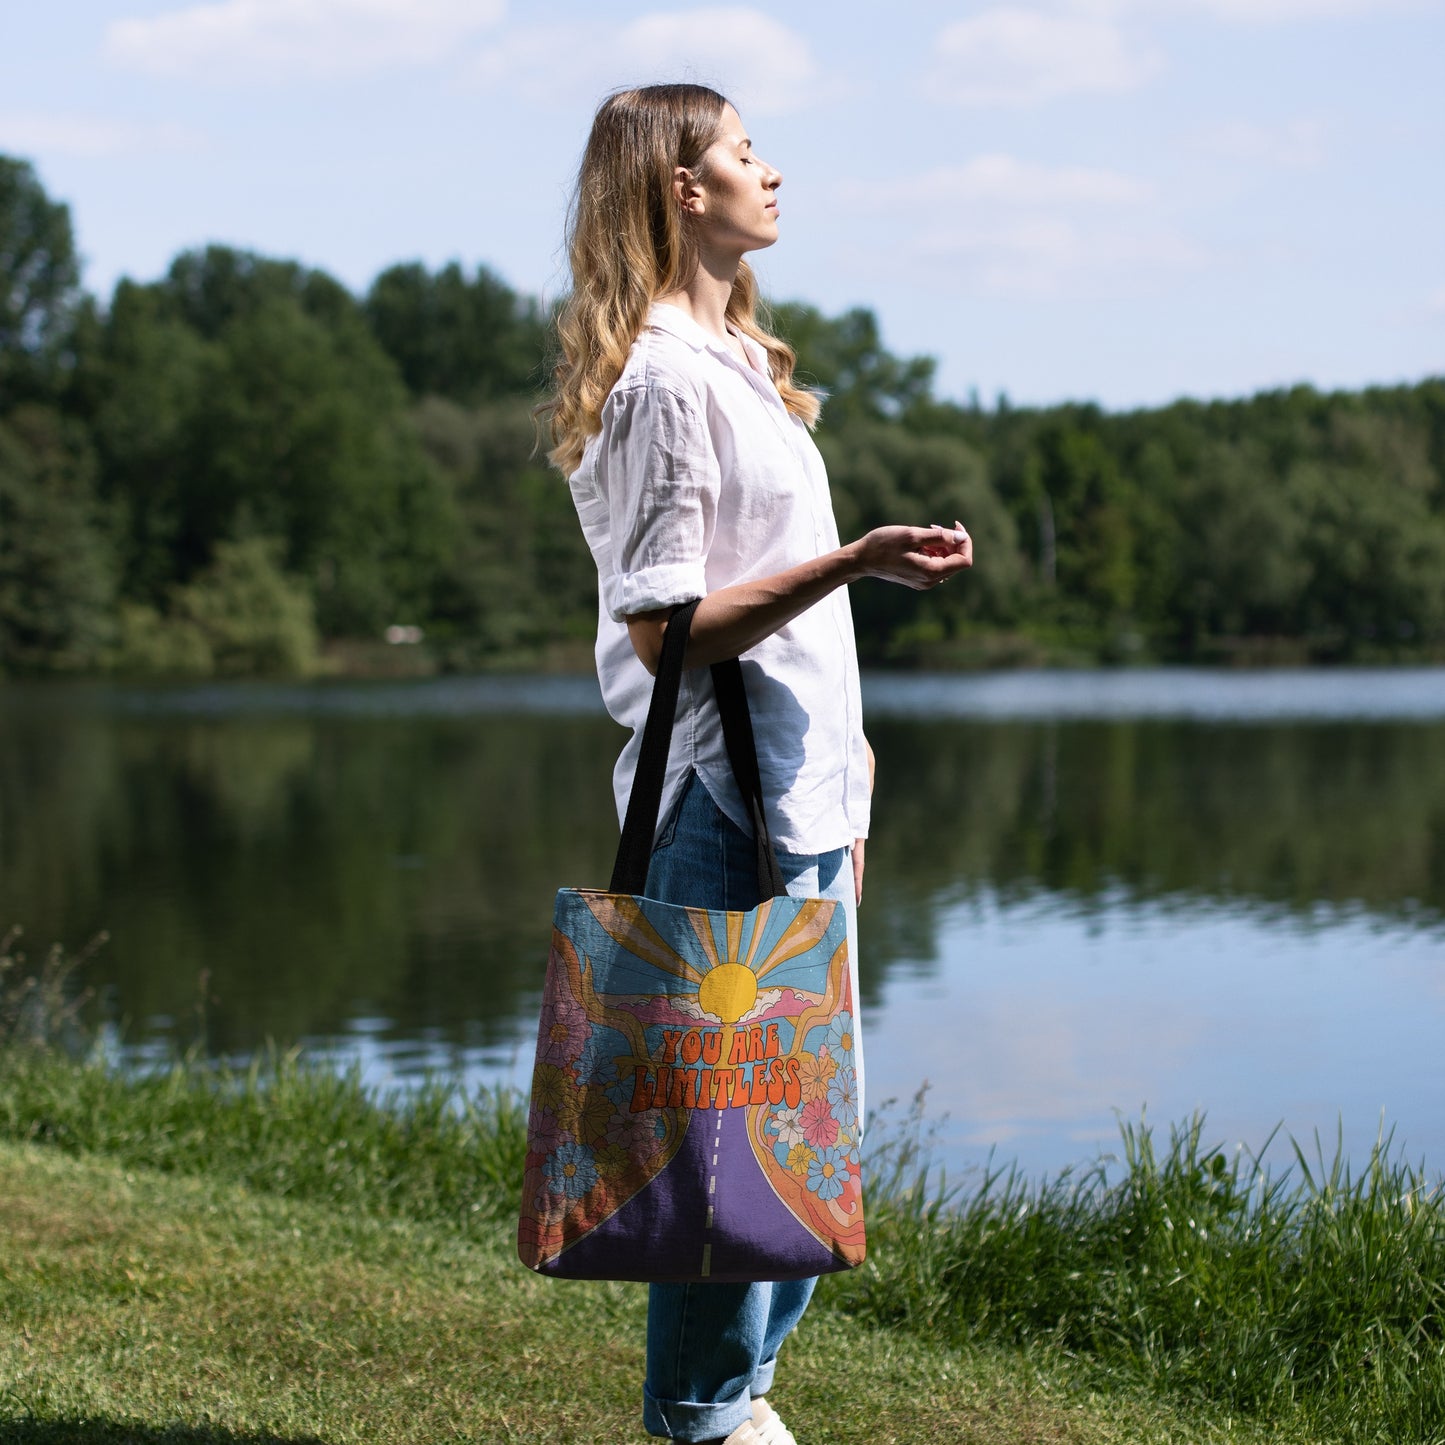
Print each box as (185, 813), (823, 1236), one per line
(641, 771), (855, 1442)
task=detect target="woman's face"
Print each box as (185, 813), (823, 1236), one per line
(688, 103), (782, 258)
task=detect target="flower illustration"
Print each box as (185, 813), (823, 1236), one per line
(767, 1104), (806, 1148)
(800, 1095), (839, 1148)
(531, 1062), (571, 1116)
(798, 1050), (837, 1102)
(544, 1141), (599, 1199)
(572, 1090), (614, 1146)
(537, 993), (590, 1068)
(593, 1143), (630, 1176)
(786, 1142), (816, 1177)
(606, 1108), (662, 1156)
(827, 1064), (858, 1131)
(825, 1012), (855, 1061)
(806, 1146), (850, 1201)
(576, 1033), (621, 1085)
(529, 1107), (565, 1157)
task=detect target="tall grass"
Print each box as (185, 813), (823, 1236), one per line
(0, 927), (102, 1053)
(0, 1049), (529, 1233)
(840, 1097), (1445, 1442)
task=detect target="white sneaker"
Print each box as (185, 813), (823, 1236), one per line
(678, 1399), (795, 1445)
(714, 1422), (764, 1445)
(749, 1398), (798, 1445)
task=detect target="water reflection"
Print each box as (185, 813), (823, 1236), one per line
(860, 890), (1445, 1179)
(3, 672), (1444, 1176)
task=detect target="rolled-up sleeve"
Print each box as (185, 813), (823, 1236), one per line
(596, 382), (720, 622)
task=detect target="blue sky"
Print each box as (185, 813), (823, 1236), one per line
(3, 0), (1442, 409)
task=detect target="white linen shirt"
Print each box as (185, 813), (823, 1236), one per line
(568, 303), (872, 855)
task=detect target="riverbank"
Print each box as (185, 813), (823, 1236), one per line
(2, 1054), (1442, 1443)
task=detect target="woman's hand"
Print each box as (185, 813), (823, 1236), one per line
(849, 521), (973, 589)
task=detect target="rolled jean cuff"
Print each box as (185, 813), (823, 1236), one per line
(751, 1355), (778, 1399)
(643, 1381), (752, 1441)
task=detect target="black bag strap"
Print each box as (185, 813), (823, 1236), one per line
(710, 653), (788, 902)
(609, 600), (787, 901)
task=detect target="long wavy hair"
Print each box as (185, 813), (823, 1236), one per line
(539, 83), (819, 478)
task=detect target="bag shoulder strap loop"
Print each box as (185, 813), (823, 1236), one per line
(609, 600), (786, 900)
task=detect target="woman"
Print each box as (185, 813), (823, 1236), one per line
(541, 83), (972, 1445)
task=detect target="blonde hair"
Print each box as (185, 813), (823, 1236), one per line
(539, 83), (819, 477)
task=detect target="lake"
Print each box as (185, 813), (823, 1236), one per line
(3, 668), (1444, 1182)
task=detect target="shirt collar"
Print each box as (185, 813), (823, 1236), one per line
(646, 302), (769, 375)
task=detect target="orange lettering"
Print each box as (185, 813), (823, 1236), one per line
(764, 1022), (780, 1059)
(701, 1030), (723, 1065)
(629, 1066), (655, 1113)
(784, 1057), (802, 1110)
(659, 1031), (683, 1065)
(680, 1029), (702, 1065)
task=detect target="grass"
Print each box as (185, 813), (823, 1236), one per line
(1, 936), (1442, 1442)
(844, 1103), (1445, 1442)
(0, 1137), (1296, 1445)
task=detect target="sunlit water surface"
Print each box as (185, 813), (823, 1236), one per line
(4, 667), (1444, 1181)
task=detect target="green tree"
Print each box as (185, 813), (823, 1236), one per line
(771, 303), (936, 425)
(0, 155), (83, 406)
(84, 278), (215, 603)
(1171, 439), (1311, 647)
(365, 261), (548, 403)
(85, 248), (458, 639)
(162, 244), (362, 343)
(1036, 420), (1140, 624)
(414, 396), (594, 663)
(1293, 458), (1445, 653)
(113, 536), (320, 677)
(0, 404), (115, 672)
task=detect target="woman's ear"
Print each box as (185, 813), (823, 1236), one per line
(673, 165), (704, 217)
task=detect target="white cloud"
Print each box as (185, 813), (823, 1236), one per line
(0, 112), (203, 159)
(106, 0), (507, 81)
(909, 218), (1210, 298)
(1178, 0), (1417, 20)
(1200, 118), (1326, 168)
(473, 8), (825, 117)
(849, 156), (1150, 210)
(837, 154), (1205, 299)
(1082, 0), (1421, 19)
(926, 7), (1163, 106)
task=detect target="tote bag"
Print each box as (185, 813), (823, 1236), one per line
(517, 600), (866, 1284)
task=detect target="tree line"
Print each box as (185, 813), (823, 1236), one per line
(3, 152), (1443, 678)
